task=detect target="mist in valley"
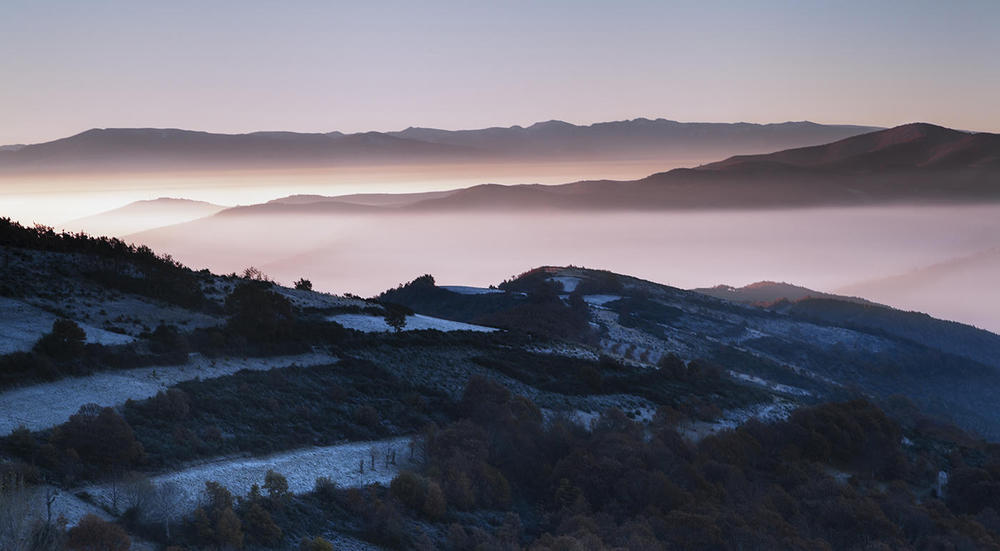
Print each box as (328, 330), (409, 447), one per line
(118, 204), (1000, 332)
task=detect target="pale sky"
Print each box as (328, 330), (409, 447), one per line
(2, 0), (999, 145)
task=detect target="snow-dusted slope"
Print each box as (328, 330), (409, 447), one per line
(440, 285), (504, 295)
(0, 352), (337, 434)
(85, 436), (414, 515)
(0, 296), (135, 354)
(328, 313), (497, 333)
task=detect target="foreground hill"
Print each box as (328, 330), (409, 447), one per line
(4, 220), (1000, 550)
(0, 119), (878, 174)
(382, 267), (1000, 439)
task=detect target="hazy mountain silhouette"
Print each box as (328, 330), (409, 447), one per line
(388, 118), (879, 159)
(104, 123), (1000, 225)
(63, 197), (227, 236)
(265, 190), (458, 208)
(0, 128), (473, 173)
(838, 247), (1000, 332)
(700, 122), (1000, 172)
(400, 123), (1000, 210)
(0, 119), (879, 174)
(691, 281), (874, 306)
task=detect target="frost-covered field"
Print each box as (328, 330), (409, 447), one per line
(583, 294), (622, 307)
(0, 352), (337, 434)
(328, 313), (497, 333)
(730, 370), (812, 397)
(0, 296), (135, 354)
(440, 285), (503, 295)
(679, 399), (797, 441)
(549, 276), (581, 293)
(85, 436), (414, 515)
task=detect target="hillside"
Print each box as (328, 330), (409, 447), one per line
(3, 221), (1000, 549)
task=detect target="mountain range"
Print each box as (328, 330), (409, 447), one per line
(146, 122), (1000, 217)
(0, 119), (879, 174)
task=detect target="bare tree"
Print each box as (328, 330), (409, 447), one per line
(0, 474), (39, 551)
(144, 481), (185, 540)
(121, 472), (155, 514)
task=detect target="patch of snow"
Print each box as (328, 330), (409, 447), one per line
(729, 370), (812, 397)
(7, 484), (112, 528)
(272, 287), (372, 310)
(440, 285), (504, 295)
(0, 297), (135, 354)
(543, 406), (657, 430)
(0, 352), (338, 434)
(583, 294), (622, 306)
(679, 399), (797, 442)
(549, 276), (581, 293)
(328, 313), (497, 333)
(527, 344), (600, 361)
(84, 436), (414, 516)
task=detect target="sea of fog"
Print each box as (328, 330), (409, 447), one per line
(124, 205), (1000, 333)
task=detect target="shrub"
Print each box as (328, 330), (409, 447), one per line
(34, 319), (86, 361)
(225, 281), (295, 341)
(390, 471), (426, 510)
(51, 404), (143, 470)
(294, 278), (313, 291)
(67, 514), (130, 551)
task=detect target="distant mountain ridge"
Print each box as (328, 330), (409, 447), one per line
(210, 123), (1000, 214)
(0, 119), (880, 174)
(700, 123), (1000, 173)
(401, 123), (1000, 210)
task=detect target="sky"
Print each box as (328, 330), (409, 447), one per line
(2, 0), (1000, 145)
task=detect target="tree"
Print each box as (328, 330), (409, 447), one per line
(214, 507), (244, 549)
(52, 405), (143, 469)
(241, 266), (271, 282)
(263, 470), (290, 506)
(34, 319), (86, 361)
(293, 278), (313, 291)
(0, 472), (39, 551)
(225, 281), (295, 340)
(242, 502), (281, 546)
(145, 481), (184, 540)
(66, 514), (130, 551)
(384, 307), (407, 333)
(195, 481), (245, 549)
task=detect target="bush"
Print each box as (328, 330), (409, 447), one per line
(34, 319), (86, 361)
(225, 281), (295, 341)
(294, 278), (313, 291)
(67, 514), (130, 551)
(390, 471), (426, 511)
(51, 404), (143, 470)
